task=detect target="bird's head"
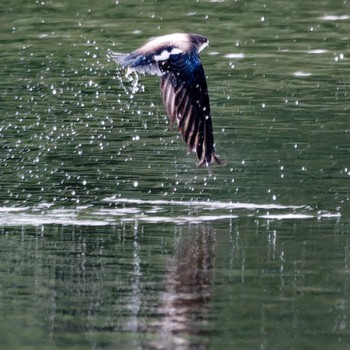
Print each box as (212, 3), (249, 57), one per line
(188, 34), (209, 53)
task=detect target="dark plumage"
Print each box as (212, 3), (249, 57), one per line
(110, 33), (221, 166)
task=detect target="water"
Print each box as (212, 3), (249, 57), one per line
(1, 0), (350, 349)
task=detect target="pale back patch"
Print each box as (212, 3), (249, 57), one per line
(154, 48), (183, 62)
(140, 33), (190, 53)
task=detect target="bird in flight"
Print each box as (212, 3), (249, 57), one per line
(110, 33), (221, 166)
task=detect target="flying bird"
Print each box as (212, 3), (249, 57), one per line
(110, 33), (221, 166)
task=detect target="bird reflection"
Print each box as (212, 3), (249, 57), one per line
(147, 225), (215, 349)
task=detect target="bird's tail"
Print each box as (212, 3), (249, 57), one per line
(108, 51), (132, 67)
(197, 153), (224, 167)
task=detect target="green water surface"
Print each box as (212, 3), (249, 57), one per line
(1, 0), (350, 349)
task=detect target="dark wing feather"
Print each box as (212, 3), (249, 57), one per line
(160, 54), (220, 166)
(109, 51), (162, 75)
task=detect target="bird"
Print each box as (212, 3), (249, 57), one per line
(110, 32), (221, 167)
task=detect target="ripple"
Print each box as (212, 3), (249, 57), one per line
(0, 210), (110, 227)
(120, 214), (239, 224)
(0, 207), (29, 212)
(320, 15), (349, 21)
(0, 198), (340, 227)
(306, 49), (328, 54)
(103, 196), (304, 210)
(259, 212), (341, 220)
(293, 71), (312, 77)
(224, 53), (245, 59)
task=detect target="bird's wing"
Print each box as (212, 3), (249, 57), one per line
(160, 53), (220, 166)
(110, 47), (221, 166)
(109, 50), (164, 76)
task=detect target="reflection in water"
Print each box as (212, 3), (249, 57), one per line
(27, 223), (215, 349)
(148, 225), (215, 349)
(124, 220), (142, 333)
(1, 217), (350, 349)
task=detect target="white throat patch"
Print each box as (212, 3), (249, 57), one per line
(198, 41), (209, 53)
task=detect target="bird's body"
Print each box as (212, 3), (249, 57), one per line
(110, 33), (221, 166)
